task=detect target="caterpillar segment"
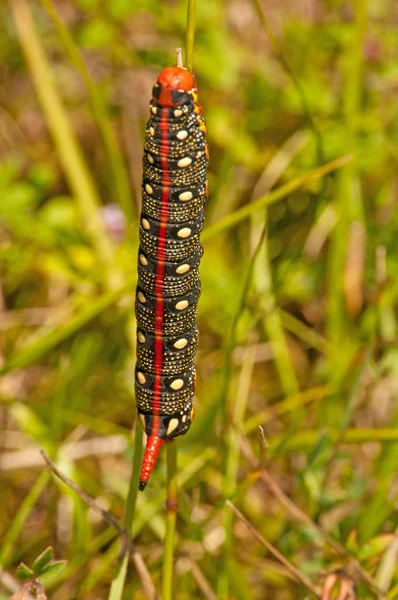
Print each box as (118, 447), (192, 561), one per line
(135, 65), (208, 490)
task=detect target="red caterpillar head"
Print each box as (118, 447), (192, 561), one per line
(152, 66), (197, 107)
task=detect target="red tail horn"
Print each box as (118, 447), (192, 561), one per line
(139, 436), (164, 491)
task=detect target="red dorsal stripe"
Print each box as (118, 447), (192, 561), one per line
(139, 107), (170, 486)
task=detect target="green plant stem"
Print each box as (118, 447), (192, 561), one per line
(328, 0), (366, 345)
(10, 0), (115, 286)
(251, 0), (325, 166)
(202, 154), (352, 242)
(325, 0), (366, 433)
(219, 346), (256, 599)
(162, 442), (178, 600)
(108, 427), (143, 600)
(216, 226), (267, 598)
(39, 0), (134, 222)
(125, 427), (144, 536)
(219, 225), (267, 423)
(255, 211), (299, 396)
(185, 0), (196, 71)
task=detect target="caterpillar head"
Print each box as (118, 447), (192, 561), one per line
(152, 66), (198, 108)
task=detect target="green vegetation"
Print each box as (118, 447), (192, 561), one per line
(1, 0), (398, 598)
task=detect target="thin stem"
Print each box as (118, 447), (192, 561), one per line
(219, 225), (267, 423)
(217, 226), (267, 598)
(185, 0), (196, 71)
(108, 427), (145, 600)
(226, 501), (321, 598)
(324, 0), (367, 436)
(255, 210), (299, 396)
(40, 448), (157, 599)
(176, 47), (183, 68)
(251, 0), (325, 165)
(40, 449), (125, 537)
(124, 427), (144, 536)
(219, 347), (256, 599)
(162, 442), (178, 600)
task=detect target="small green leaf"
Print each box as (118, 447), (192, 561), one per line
(32, 547), (53, 575)
(16, 563), (34, 582)
(40, 560), (67, 578)
(359, 534), (394, 561)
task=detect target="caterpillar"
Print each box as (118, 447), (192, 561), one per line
(135, 64), (208, 491)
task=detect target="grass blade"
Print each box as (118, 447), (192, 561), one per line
(202, 155), (353, 242)
(0, 279), (134, 375)
(39, 0), (134, 222)
(108, 427), (144, 600)
(0, 472), (50, 566)
(10, 0), (115, 282)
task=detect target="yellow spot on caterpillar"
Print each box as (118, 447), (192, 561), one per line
(137, 372), (146, 384)
(179, 191), (192, 201)
(174, 109), (183, 117)
(176, 300), (188, 310)
(151, 106), (157, 115)
(176, 264), (190, 274)
(141, 218), (150, 230)
(138, 291), (146, 303)
(182, 415), (187, 423)
(145, 183), (153, 194)
(147, 153), (154, 164)
(170, 378), (184, 391)
(138, 332), (146, 343)
(178, 157), (192, 168)
(177, 227), (191, 239)
(167, 418), (179, 435)
(176, 130), (188, 140)
(149, 127), (155, 136)
(174, 338), (187, 349)
(139, 254), (148, 266)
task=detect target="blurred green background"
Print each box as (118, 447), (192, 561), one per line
(1, 0), (398, 598)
